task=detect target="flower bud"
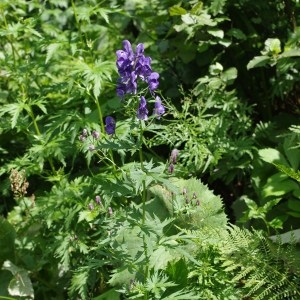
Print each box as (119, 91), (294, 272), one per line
(95, 195), (101, 205)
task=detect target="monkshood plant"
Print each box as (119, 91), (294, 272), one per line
(55, 40), (229, 299)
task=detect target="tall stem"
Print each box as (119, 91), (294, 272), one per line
(138, 121), (147, 224)
(94, 96), (116, 171)
(1, 9), (18, 69)
(28, 106), (56, 174)
(71, 0), (84, 46)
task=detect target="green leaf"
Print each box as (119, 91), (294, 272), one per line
(273, 163), (300, 182)
(210, 0), (227, 15)
(247, 55), (271, 69)
(0, 217), (16, 266)
(261, 173), (299, 198)
(181, 14), (195, 25)
(221, 67), (238, 84)
(259, 148), (290, 166)
(2, 261), (34, 299)
(169, 6), (187, 16)
(45, 43), (61, 64)
(207, 28), (224, 39)
(263, 38), (281, 55)
(280, 48), (300, 58)
(92, 288), (120, 300)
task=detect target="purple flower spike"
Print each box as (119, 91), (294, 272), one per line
(148, 72), (159, 91)
(116, 40), (160, 98)
(137, 96), (148, 120)
(105, 116), (116, 135)
(153, 96), (165, 119)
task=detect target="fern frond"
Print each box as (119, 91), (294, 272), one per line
(221, 225), (300, 299)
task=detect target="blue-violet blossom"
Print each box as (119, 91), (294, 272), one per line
(116, 40), (159, 98)
(105, 116), (116, 135)
(137, 96), (148, 120)
(153, 96), (165, 119)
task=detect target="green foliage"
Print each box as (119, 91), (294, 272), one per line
(238, 128), (300, 232)
(1, 0), (300, 299)
(221, 225), (300, 299)
(150, 67), (253, 183)
(2, 260), (34, 299)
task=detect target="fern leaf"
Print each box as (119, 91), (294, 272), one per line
(45, 43), (61, 64)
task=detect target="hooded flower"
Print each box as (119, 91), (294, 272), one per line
(105, 116), (116, 135)
(147, 72), (159, 91)
(116, 40), (159, 98)
(153, 96), (165, 119)
(137, 96), (148, 120)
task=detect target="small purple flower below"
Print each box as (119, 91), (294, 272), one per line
(148, 72), (159, 91)
(88, 145), (95, 151)
(153, 96), (165, 119)
(137, 96), (148, 120)
(95, 195), (102, 205)
(170, 149), (179, 164)
(105, 116), (116, 135)
(92, 130), (100, 139)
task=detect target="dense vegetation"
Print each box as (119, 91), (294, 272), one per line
(0, 0), (300, 299)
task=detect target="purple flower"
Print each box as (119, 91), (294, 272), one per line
(79, 134), (86, 142)
(153, 96), (165, 119)
(168, 163), (175, 173)
(92, 130), (100, 139)
(137, 96), (148, 120)
(82, 128), (88, 136)
(122, 40), (134, 60)
(89, 144), (95, 151)
(170, 149), (179, 164)
(116, 40), (160, 98)
(105, 116), (116, 135)
(148, 72), (159, 91)
(135, 56), (152, 80)
(95, 195), (101, 205)
(88, 203), (94, 210)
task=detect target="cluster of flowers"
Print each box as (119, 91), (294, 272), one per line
(116, 40), (165, 120)
(88, 195), (113, 216)
(182, 188), (200, 206)
(78, 116), (116, 151)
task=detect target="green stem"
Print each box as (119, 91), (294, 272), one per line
(1, 9), (17, 69)
(71, 0), (84, 46)
(138, 121), (147, 224)
(28, 106), (56, 173)
(94, 95), (117, 171)
(95, 96), (105, 133)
